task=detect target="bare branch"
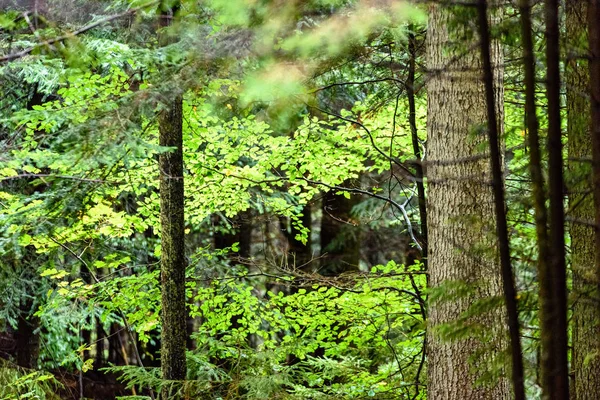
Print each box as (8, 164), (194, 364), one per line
(0, 1), (159, 63)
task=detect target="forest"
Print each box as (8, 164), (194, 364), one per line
(0, 0), (599, 399)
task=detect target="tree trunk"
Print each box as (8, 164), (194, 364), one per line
(12, 89), (46, 370)
(567, 0), (600, 398)
(320, 184), (360, 276)
(157, 3), (186, 397)
(590, 0), (600, 357)
(15, 297), (40, 369)
(476, 1), (525, 397)
(94, 269), (106, 368)
(407, 27), (428, 266)
(214, 210), (253, 260)
(545, 0), (570, 396)
(518, 0), (557, 395)
(158, 6), (186, 395)
(95, 318), (105, 368)
(80, 263), (93, 362)
(158, 89), (186, 397)
(425, 4), (510, 399)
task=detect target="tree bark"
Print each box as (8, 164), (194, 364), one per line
(590, 0), (600, 342)
(159, 92), (186, 397)
(545, 0), (570, 396)
(566, 0), (600, 398)
(425, 3), (510, 399)
(407, 27), (428, 266)
(158, 5), (186, 397)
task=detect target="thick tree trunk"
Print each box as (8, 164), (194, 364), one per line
(425, 4), (510, 399)
(158, 4), (186, 398)
(566, 0), (600, 398)
(159, 93), (187, 398)
(590, 0), (600, 349)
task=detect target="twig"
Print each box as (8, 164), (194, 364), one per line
(302, 178), (423, 251)
(0, 1), (159, 63)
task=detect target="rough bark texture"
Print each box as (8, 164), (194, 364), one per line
(426, 4), (510, 399)
(591, 0), (600, 346)
(545, 0), (570, 396)
(567, 1), (600, 398)
(158, 4), (186, 398)
(159, 94), (187, 397)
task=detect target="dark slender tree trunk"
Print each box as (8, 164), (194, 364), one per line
(108, 323), (126, 365)
(95, 318), (105, 368)
(108, 323), (119, 365)
(519, 0), (556, 396)
(15, 297), (39, 369)
(214, 210), (253, 260)
(12, 91), (46, 370)
(320, 183), (360, 276)
(545, 0), (570, 396)
(80, 263), (93, 362)
(407, 27), (427, 266)
(476, 1), (525, 398)
(94, 269), (106, 368)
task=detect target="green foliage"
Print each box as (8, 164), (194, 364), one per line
(96, 261), (426, 399)
(0, 1), (431, 398)
(0, 360), (62, 400)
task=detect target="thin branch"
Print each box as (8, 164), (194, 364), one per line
(310, 77), (405, 93)
(302, 178), (423, 251)
(0, 173), (118, 184)
(0, 1), (159, 63)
